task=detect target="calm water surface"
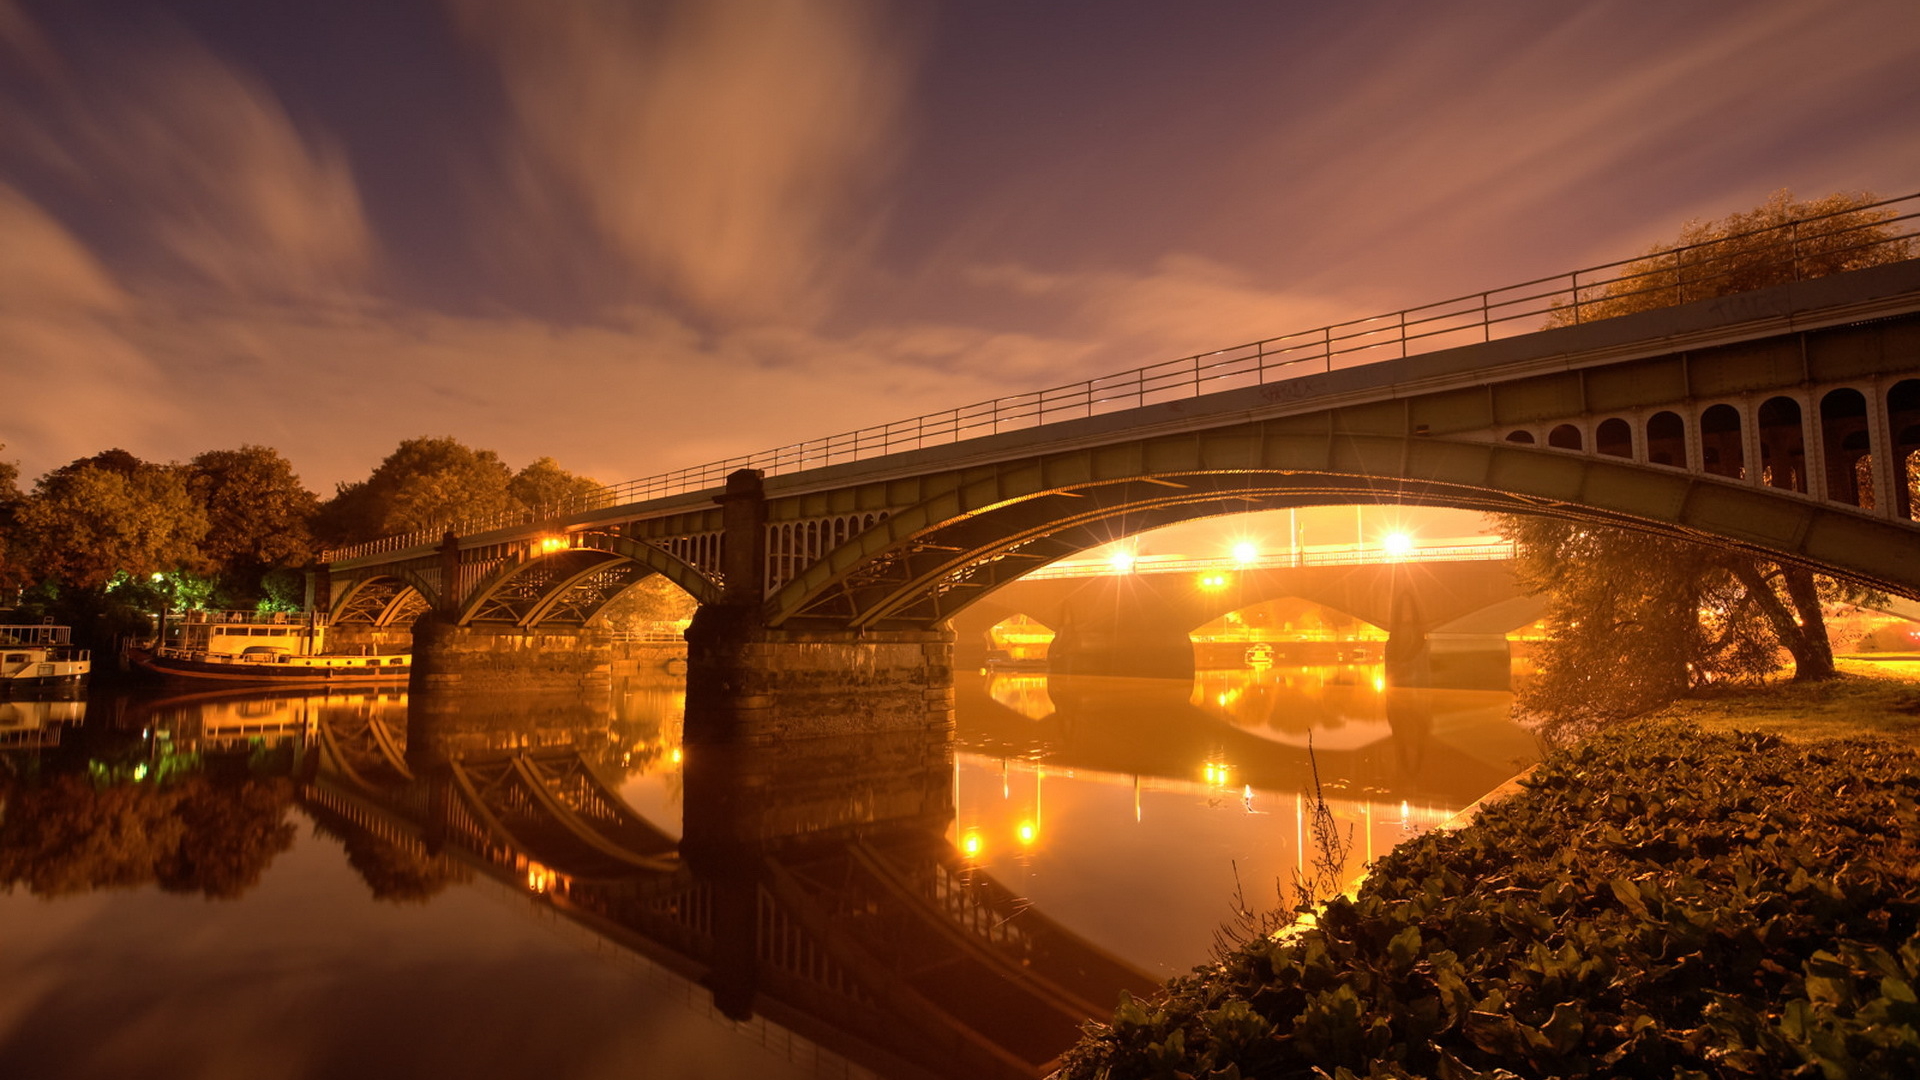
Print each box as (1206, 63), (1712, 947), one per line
(1, 663), (1536, 1080)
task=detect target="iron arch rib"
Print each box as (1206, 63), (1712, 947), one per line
(767, 431), (1920, 632)
(457, 533), (721, 627)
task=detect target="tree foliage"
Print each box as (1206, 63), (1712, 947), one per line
(0, 443), (25, 595)
(14, 453), (210, 589)
(1498, 516), (1843, 735)
(589, 573), (697, 636)
(188, 445), (320, 573)
(317, 436), (516, 544)
(1553, 189), (1912, 325)
(0, 771), (295, 899)
(509, 456), (601, 515)
(317, 437), (604, 546)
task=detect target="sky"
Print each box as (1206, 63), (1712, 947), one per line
(3, 0), (1916, 495)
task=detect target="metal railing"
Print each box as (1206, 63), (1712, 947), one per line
(324, 193), (1919, 562)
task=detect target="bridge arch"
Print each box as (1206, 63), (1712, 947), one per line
(765, 426), (1920, 632)
(331, 571), (435, 626)
(1893, 379), (1920, 520)
(457, 533), (720, 627)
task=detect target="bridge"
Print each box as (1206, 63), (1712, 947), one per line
(318, 212), (1920, 738)
(950, 548), (1529, 683)
(301, 702), (1158, 1080)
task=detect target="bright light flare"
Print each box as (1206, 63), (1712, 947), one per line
(1231, 542), (1259, 565)
(961, 830), (984, 859)
(1108, 551), (1136, 573)
(1382, 532), (1413, 557)
(1198, 572), (1229, 591)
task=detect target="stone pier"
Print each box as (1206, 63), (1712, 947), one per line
(681, 468), (957, 745)
(683, 606), (955, 744)
(409, 617), (617, 695)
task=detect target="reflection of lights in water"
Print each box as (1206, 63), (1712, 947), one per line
(526, 862), (555, 893)
(953, 751), (1472, 919)
(133, 763), (149, 781)
(1373, 674), (1386, 693)
(986, 674), (1055, 720)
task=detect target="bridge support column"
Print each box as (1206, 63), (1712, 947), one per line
(1046, 586), (1196, 680)
(683, 606), (955, 744)
(1423, 633), (1514, 691)
(408, 617), (615, 695)
(686, 467), (956, 743)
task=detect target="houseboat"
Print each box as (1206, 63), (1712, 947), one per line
(0, 624), (91, 694)
(132, 611), (411, 685)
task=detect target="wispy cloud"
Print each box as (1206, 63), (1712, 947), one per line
(1, 25), (373, 301)
(448, 0), (917, 323)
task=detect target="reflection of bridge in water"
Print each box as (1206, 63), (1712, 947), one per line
(302, 699), (1157, 1080)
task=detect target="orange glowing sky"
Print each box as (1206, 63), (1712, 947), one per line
(2, 0), (1916, 491)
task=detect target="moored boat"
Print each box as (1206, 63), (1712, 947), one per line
(0, 624), (91, 695)
(132, 610), (410, 685)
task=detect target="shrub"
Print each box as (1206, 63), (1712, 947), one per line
(1057, 722), (1920, 1079)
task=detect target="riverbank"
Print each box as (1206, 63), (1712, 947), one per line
(1643, 657), (1920, 747)
(1053, 669), (1920, 1079)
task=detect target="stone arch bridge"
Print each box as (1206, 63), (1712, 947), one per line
(320, 259), (1920, 737)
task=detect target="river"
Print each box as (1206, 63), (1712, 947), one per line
(0, 661), (1536, 1080)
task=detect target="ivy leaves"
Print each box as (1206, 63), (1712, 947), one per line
(1056, 722), (1920, 1079)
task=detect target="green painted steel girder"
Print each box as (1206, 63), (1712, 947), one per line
(764, 427), (1920, 630)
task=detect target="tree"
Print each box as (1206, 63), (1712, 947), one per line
(1501, 517), (1786, 730)
(317, 439), (604, 547)
(0, 443), (25, 598)
(316, 436), (515, 545)
(1553, 189), (1913, 325)
(589, 574), (697, 637)
(188, 446), (320, 570)
(15, 453), (210, 589)
(509, 456), (602, 515)
(1508, 191), (1910, 723)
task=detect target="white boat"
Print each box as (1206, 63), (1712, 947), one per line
(0, 624), (91, 694)
(132, 610), (410, 685)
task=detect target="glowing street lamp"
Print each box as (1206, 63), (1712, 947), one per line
(1382, 532), (1413, 558)
(1108, 550), (1136, 574)
(1232, 541), (1259, 566)
(961, 830), (984, 859)
(537, 534), (569, 555)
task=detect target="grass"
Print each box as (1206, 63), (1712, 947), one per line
(1644, 656), (1920, 747)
